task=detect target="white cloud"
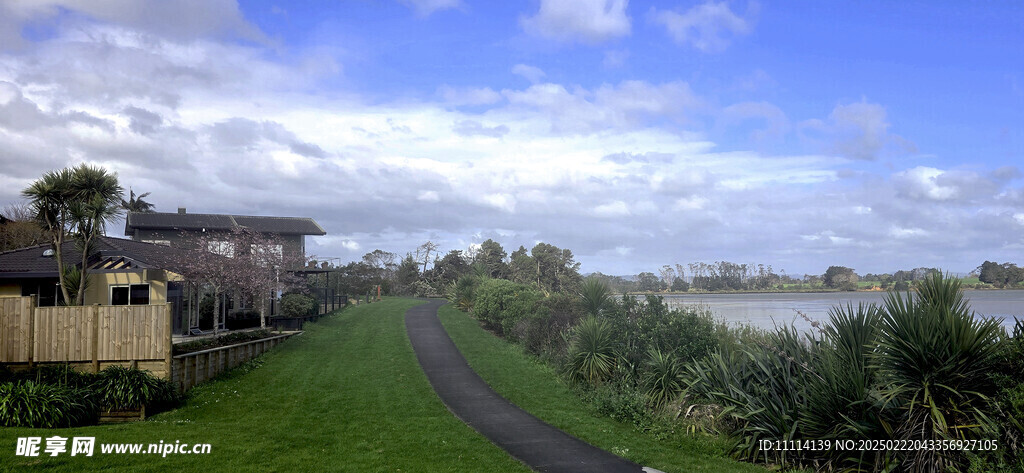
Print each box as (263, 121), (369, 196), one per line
(511, 64), (546, 84)
(2, 10), (1022, 277)
(594, 200), (630, 217)
(452, 120), (509, 138)
(482, 193), (516, 213)
(398, 0), (462, 16)
(798, 101), (916, 161)
(502, 80), (701, 132)
(651, 1), (752, 52)
(437, 85), (503, 106)
(890, 227), (929, 239)
(0, 0), (267, 48)
(828, 102), (893, 160)
(892, 166), (1007, 203)
(673, 196), (708, 211)
(521, 0), (631, 44)
(417, 190), (440, 202)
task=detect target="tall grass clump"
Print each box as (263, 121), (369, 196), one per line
(686, 325), (817, 467)
(985, 317), (1024, 472)
(800, 303), (886, 471)
(566, 316), (619, 385)
(642, 347), (686, 409)
(579, 278), (612, 316)
(0, 381), (92, 428)
(684, 273), (1008, 473)
(94, 365), (179, 411)
(449, 274), (482, 312)
(876, 273), (1003, 472)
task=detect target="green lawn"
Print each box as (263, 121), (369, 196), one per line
(436, 304), (768, 473)
(0, 298), (530, 473)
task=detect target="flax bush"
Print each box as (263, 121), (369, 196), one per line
(94, 365), (179, 411)
(684, 274), (1007, 473)
(0, 381), (92, 428)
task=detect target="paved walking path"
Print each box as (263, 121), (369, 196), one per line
(405, 299), (650, 473)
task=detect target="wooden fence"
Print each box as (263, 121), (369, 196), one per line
(0, 296), (172, 378)
(170, 333), (297, 392)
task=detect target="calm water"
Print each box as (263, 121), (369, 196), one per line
(654, 290), (1024, 331)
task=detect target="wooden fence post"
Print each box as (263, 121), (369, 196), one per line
(165, 302), (173, 380)
(92, 304), (100, 373)
(27, 297), (36, 369)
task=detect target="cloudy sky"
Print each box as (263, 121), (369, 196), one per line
(0, 1), (1021, 276)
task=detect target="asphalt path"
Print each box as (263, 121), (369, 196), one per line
(405, 299), (651, 473)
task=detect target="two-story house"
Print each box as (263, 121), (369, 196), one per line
(124, 208), (325, 262)
(123, 208), (327, 331)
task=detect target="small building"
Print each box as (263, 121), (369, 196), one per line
(0, 236), (190, 313)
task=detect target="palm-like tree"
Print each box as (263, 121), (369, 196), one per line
(579, 277), (612, 316)
(22, 165), (123, 305)
(22, 168), (76, 303)
(69, 165), (123, 304)
(120, 188), (154, 213)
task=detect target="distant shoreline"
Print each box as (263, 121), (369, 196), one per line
(619, 287), (1024, 296)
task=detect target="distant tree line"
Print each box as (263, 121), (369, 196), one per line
(977, 261), (1024, 288)
(310, 239), (583, 299)
(588, 260), (1024, 294)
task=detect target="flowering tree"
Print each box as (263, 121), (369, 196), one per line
(227, 228), (305, 328)
(176, 228), (306, 331)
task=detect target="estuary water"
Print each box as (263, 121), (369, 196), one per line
(654, 290), (1024, 332)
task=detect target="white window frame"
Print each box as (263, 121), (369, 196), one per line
(250, 244), (283, 267)
(207, 240), (235, 257)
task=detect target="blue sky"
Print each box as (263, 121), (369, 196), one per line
(0, 1), (1021, 277)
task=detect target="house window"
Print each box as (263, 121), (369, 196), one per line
(142, 239), (171, 246)
(250, 244), (283, 266)
(111, 284), (150, 305)
(207, 241), (235, 257)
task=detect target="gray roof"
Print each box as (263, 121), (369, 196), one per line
(0, 237), (201, 278)
(125, 211), (325, 236)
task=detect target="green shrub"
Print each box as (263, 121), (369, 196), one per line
(0, 363), (13, 383)
(449, 275), (481, 312)
(26, 364), (99, 389)
(409, 280), (436, 298)
(511, 292), (582, 360)
(684, 274), (1007, 472)
(280, 293), (317, 317)
(472, 278), (541, 337)
(686, 325), (818, 467)
(642, 347), (686, 409)
(579, 278), (612, 316)
(584, 382), (651, 428)
(603, 295), (720, 374)
(0, 381), (92, 428)
(876, 274), (1003, 472)
(173, 329), (273, 355)
(94, 366), (177, 410)
(800, 303), (887, 472)
(566, 316), (619, 385)
(991, 318), (1024, 467)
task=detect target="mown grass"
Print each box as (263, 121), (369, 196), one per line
(0, 298), (530, 473)
(436, 303), (769, 473)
